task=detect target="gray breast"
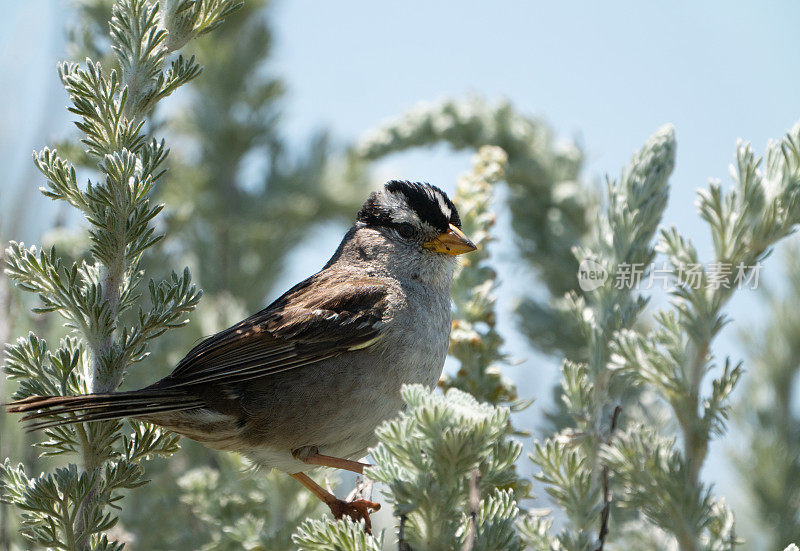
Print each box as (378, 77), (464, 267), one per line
(383, 279), (451, 388)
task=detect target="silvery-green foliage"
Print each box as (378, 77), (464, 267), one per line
(605, 123), (800, 551)
(125, 0), (367, 545)
(517, 509), (555, 551)
(602, 519), (676, 551)
(355, 97), (595, 360)
(0, 1), (239, 548)
(369, 386), (521, 549)
(159, 0), (243, 52)
(293, 517), (383, 551)
(292, 385), (523, 551)
(731, 245), (800, 549)
(732, 243), (800, 548)
(177, 456), (326, 551)
(529, 125), (676, 550)
(442, 145), (518, 408)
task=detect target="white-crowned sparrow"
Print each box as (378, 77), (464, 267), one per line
(7, 180), (476, 529)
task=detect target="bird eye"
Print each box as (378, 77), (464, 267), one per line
(397, 223), (415, 238)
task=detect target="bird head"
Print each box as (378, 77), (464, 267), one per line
(355, 180), (476, 256)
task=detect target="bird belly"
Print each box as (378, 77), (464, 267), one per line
(238, 306), (450, 472)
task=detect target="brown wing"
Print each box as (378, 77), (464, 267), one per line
(155, 271), (392, 389)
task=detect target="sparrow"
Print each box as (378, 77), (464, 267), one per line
(6, 180), (476, 530)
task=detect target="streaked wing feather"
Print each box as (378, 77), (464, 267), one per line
(158, 272), (391, 388)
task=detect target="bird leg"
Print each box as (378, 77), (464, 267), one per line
(290, 472), (380, 533)
(292, 446), (371, 474)
(303, 453), (371, 474)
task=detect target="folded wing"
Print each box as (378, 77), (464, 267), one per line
(156, 271), (392, 389)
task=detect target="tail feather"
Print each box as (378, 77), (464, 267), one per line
(15, 392), (192, 418)
(24, 402), (205, 432)
(5, 390), (205, 432)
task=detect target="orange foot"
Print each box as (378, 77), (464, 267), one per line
(327, 498), (381, 533)
(289, 472), (381, 533)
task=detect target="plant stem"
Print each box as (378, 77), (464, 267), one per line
(75, 8), (157, 546)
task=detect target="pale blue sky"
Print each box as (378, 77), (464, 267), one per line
(1, 0), (798, 538)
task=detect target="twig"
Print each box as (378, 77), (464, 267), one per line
(345, 476), (374, 503)
(462, 468), (481, 551)
(398, 514), (411, 551)
(596, 405), (621, 551)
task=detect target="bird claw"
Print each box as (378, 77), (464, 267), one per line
(328, 498), (381, 533)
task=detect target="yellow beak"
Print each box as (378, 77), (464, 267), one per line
(423, 224), (477, 255)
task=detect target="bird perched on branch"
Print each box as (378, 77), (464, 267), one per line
(6, 180), (476, 531)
